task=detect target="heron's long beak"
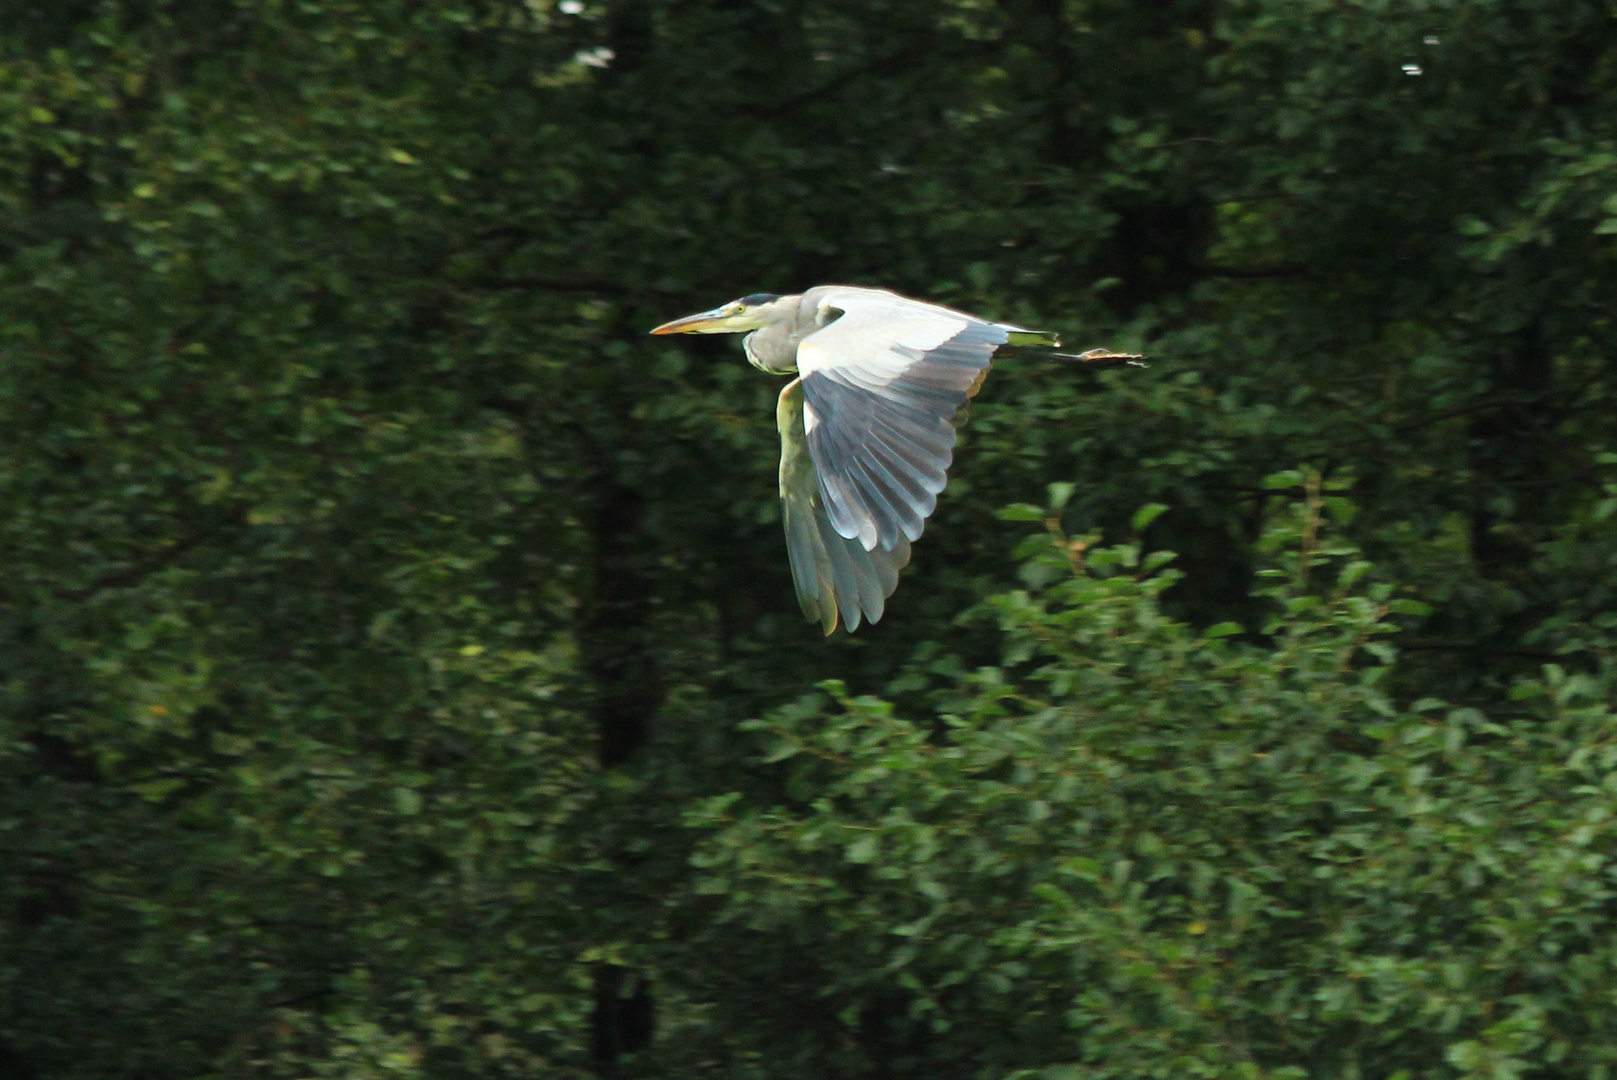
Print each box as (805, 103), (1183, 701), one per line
(649, 306), (740, 335)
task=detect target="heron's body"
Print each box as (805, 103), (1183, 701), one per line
(651, 286), (1140, 634)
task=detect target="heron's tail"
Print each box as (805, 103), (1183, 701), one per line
(1002, 328), (1060, 347)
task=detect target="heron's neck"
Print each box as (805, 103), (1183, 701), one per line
(743, 324), (798, 375)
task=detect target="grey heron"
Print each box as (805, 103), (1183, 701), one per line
(651, 286), (1142, 634)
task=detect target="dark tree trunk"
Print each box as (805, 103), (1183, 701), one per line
(591, 964), (655, 1075)
(582, 477), (661, 768)
(1468, 321), (1556, 574)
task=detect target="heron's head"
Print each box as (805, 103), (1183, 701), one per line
(649, 293), (784, 335)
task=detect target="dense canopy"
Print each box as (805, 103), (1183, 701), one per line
(3, 1), (1617, 1077)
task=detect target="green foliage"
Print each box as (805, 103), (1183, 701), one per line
(1, 0), (1617, 1077)
(677, 489), (1617, 1077)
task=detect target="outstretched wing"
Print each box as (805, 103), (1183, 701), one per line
(795, 286), (1037, 553)
(778, 378), (911, 634)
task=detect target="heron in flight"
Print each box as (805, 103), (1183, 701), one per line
(651, 286), (1141, 634)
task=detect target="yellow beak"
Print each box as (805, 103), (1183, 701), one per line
(649, 306), (738, 335)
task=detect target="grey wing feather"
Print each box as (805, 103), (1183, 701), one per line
(799, 298), (1006, 552)
(778, 378), (911, 634)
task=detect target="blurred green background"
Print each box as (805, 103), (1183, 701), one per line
(4, 1), (1617, 1076)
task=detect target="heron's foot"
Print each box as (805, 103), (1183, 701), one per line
(1043, 347), (1147, 369)
(1073, 348), (1148, 368)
